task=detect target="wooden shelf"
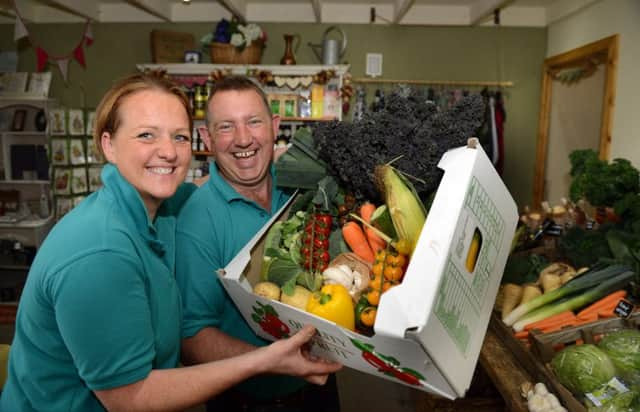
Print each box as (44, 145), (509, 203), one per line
(0, 180), (49, 185)
(0, 131), (47, 137)
(281, 116), (336, 122)
(192, 116), (336, 123)
(137, 64), (350, 77)
(193, 151), (213, 157)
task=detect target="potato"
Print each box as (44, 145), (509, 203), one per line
(280, 286), (312, 311)
(253, 281), (281, 300)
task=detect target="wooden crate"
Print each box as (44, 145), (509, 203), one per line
(490, 313), (586, 412)
(528, 312), (640, 412)
(150, 30), (195, 63)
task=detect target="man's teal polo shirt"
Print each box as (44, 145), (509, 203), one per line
(176, 161), (305, 399)
(0, 164), (194, 411)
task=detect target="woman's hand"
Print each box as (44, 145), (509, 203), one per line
(262, 325), (342, 385)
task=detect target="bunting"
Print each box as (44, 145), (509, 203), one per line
(12, 1), (94, 83)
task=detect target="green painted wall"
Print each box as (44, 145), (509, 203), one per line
(0, 22), (546, 206)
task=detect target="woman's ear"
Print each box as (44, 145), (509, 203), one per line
(101, 132), (115, 164)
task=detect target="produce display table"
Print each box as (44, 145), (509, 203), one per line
(479, 327), (531, 412)
(413, 324), (532, 411)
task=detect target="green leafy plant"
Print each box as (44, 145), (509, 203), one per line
(569, 149), (640, 208)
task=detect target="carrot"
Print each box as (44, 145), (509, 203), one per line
(597, 308), (617, 319)
(514, 330), (529, 340)
(535, 319), (578, 334)
(576, 312), (598, 322)
(576, 290), (627, 319)
(523, 310), (576, 331)
(359, 202), (387, 253)
(342, 222), (375, 263)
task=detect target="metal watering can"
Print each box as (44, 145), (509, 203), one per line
(308, 26), (347, 65)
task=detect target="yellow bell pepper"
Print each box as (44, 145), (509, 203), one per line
(306, 284), (355, 331)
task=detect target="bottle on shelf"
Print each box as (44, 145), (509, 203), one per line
(194, 84), (206, 119)
(39, 187), (50, 218)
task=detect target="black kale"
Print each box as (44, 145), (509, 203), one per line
(313, 87), (485, 203)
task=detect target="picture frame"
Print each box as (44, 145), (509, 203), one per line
(184, 50), (201, 64)
(68, 109), (85, 136)
(11, 109), (26, 131)
(51, 138), (69, 165)
(0, 72), (28, 96)
(49, 109), (66, 135)
(26, 72), (52, 97)
(85, 110), (96, 136)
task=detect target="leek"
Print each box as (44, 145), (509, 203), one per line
(503, 264), (633, 327)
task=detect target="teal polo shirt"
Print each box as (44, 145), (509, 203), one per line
(176, 161), (305, 399)
(0, 164), (195, 412)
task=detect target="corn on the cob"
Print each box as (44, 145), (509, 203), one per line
(374, 164), (427, 255)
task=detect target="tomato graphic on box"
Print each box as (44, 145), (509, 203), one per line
(251, 302), (290, 339)
(351, 338), (425, 386)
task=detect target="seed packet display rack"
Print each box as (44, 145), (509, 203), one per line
(49, 108), (102, 221)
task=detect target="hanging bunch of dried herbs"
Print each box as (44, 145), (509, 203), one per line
(312, 87), (485, 203)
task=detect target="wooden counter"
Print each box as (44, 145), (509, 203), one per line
(479, 328), (531, 412)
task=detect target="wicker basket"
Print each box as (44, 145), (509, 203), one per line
(210, 41), (263, 64)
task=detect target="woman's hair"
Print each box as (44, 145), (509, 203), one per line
(93, 70), (192, 160)
(205, 75), (271, 126)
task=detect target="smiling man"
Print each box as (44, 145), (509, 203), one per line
(175, 76), (340, 411)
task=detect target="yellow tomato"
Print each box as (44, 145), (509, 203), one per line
(359, 307), (377, 327)
(366, 289), (380, 306)
(383, 265), (404, 282)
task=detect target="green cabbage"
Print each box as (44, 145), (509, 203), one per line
(598, 329), (640, 382)
(551, 344), (616, 395)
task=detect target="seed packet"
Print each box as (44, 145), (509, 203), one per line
(88, 166), (102, 192)
(69, 139), (86, 165)
(73, 196), (85, 207)
(55, 197), (73, 220)
(86, 137), (100, 164)
(68, 109), (85, 136)
(51, 138), (69, 165)
(53, 168), (71, 195)
(85, 110), (96, 136)
(71, 167), (88, 194)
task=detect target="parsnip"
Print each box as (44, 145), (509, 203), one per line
(501, 283), (524, 320)
(521, 283), (542, 304)
(540, 273), (561, 293)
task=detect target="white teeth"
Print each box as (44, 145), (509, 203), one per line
(233, 150), (256, 158)
(149, 167), (173, 175)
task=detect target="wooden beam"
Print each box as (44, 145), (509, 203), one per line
(469, 0), (513, 25)
(217, 0), (246, 23)
(125, 0), (171, 22)
(393, 0), (414, 24)
(44, 0), (100, 21)
(310, 0), (321, 23)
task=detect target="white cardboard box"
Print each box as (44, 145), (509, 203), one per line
(219, 140), (518, 399)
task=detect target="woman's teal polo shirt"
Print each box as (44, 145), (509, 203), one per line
(0, 164), (194, 411)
